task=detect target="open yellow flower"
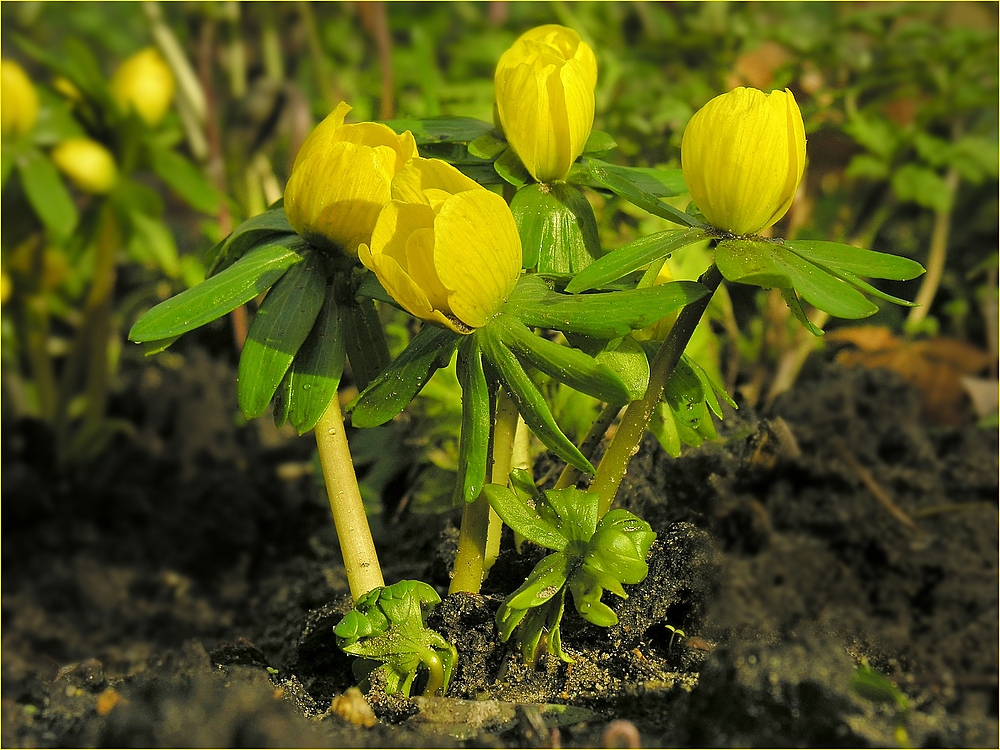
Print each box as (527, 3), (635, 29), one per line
(494, 25), (597, 183)
(284, 102), (417, 257)
(51, 138), (118, 195)
(1, 60), (39, 138)
(111, 48), (176, 126)
(681, 87), (806, 236)
(360, 158), (522, 334)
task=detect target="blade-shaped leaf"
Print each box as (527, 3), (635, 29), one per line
(340, 279), (392, 390)
(781, 287), (824, 336)
(147, 143), (220, 215)
(455, 336), (491, 505)
(494, 147), (530, 188)
(285, 285), (347, 434)
(784, 240), (924, 281)
(129, 240), (306, 342)
(237, 252), (327, 419)
(511, 182), (602, 273)
(381, 116), (494, 145)
(587, 160), (700, 227)
(566, 226), (707, 292)
(479, 327), (595, 474)
(596, 337), (650, 402)
(495, 316), (633, 405)
(504, 552), (570, 610)
(483, 484), (568, 552)
(18, 148), (77, 240)
(349, 324), (460, 428)
(581, 130), (618, 156)
(573, 160), (686, 198)
(543, 488), (600, 544)
(716, 239), (878, 319)
(507, 275), (709, 339)
(206, 206), (296, 276)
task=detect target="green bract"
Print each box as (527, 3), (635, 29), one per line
(484, 477), (656, 663)
(334, 580), (456, 697)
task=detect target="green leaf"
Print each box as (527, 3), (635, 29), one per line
(146, 143), (220, 215)
(483, 484), (568, 551)
(648, 400), (682, 457)
(237, 252), (327, 419)
(467, 133), (508, 160)
(511, 182), (602, 273)
(1, 148), (15, 189)
(381, 116), (494, 145)
(586, 160), (699, 226)
(494, 147), (530, 188)
(126, 210), (180, 277)
(455, 336), (491, 505)
(596, 337), (650, 402)
(566, 226), (707, 292)
(574, 160), (687, 198)
(128, 240), (305, 342)
(783, 240), (925, 281)
(17, 148), (77, 240)
(340, 277), (392, 391)
(891, 164), (952, 213)
(504, 552), (570, 610)
(207, 206), (296, 276)
(495, 316), (634, 405)
(479, 327), (595, 474)
(582, 130), (617, 156)
(780, 288), (824, 336)
(349, 324), (460, 428)
(507, 275), (709, 339)
(715, 239), (879, 319)
(284, 286), (347, 434)
(543, 488), (600, 544)
(845, 154), (890, 181)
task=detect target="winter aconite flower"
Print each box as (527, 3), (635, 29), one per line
(494, 25), (597, 183)
(1, 60), (39, 138)
(681, 87), (806, 236)
(360, 158), (522, 334)
(111, 48), (176, 126)
(284, 101), (418, 256)
(51, 138), (118, 194)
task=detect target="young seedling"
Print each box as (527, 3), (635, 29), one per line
(482, 469), (656, 663)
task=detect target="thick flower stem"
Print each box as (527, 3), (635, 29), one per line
(590, 264), (724, 516)
(450, 389), (519, 594)
(314, 395), (385, 602)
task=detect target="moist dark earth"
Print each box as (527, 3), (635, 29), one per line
(2, 338), (997, 748)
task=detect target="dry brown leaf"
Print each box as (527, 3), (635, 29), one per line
(728, 41), (792, 90)
(827, 326), (993, 425)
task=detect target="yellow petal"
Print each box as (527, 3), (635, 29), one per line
(432, 190), (522, 328)
(1, 60), (39, 138)
(391, 157), (482, 204)
(292, 101), (351, 173)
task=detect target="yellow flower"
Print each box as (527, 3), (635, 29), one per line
(51, 138), (118, 195)
(681, 87), (806, 236)
(284, 102), (417, 256)
(111, 48), (176, 126)
(360, 158), (522, 334)
(494, 25), (597, 183)
(1, 60), (40, 138)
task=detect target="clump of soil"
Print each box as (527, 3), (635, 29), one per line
(2, 342), (997, 747)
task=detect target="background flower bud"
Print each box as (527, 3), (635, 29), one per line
(284, 102), (417, 257)
(681, 87), (806, 236)
(1, 60), (40, 138)
(494, 25), (597, 183)
(360, 158), (522, 333)
(111, 48), (176, 126)
(51, 138), (118, 194)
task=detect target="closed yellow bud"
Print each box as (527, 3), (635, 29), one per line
(51, 138), (118, 194)
(360, 158), (522, 334)
(284, 102), (418, 257)
(111, 48), (176, 126)
(1, 60), (40, 138)
(494, 25), (597, 183)
(681, 87), (806, 236)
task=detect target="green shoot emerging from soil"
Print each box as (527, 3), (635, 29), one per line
(484, 470), (656, 663)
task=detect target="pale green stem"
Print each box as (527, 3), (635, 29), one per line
(415, 644), (445, 696)
(553, 402), (619, 491)
(907, 165), (961, 328)
(591, 265), (724, 516)
(449, 388), (519, 594)
(314, 395), (385, 602)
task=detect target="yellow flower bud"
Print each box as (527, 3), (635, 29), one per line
(681, 87), (806, 236)
(1, 60), (40, 138)
(360, 158), (522, 334)
(494, 25), (597, 183)
(111, 48), (176, 126)
(284, 102), (418, 257)
(51, 138), (118, 195)
(53, 76), (83, 103)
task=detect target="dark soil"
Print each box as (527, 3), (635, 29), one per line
(2, 343), (997, 747)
